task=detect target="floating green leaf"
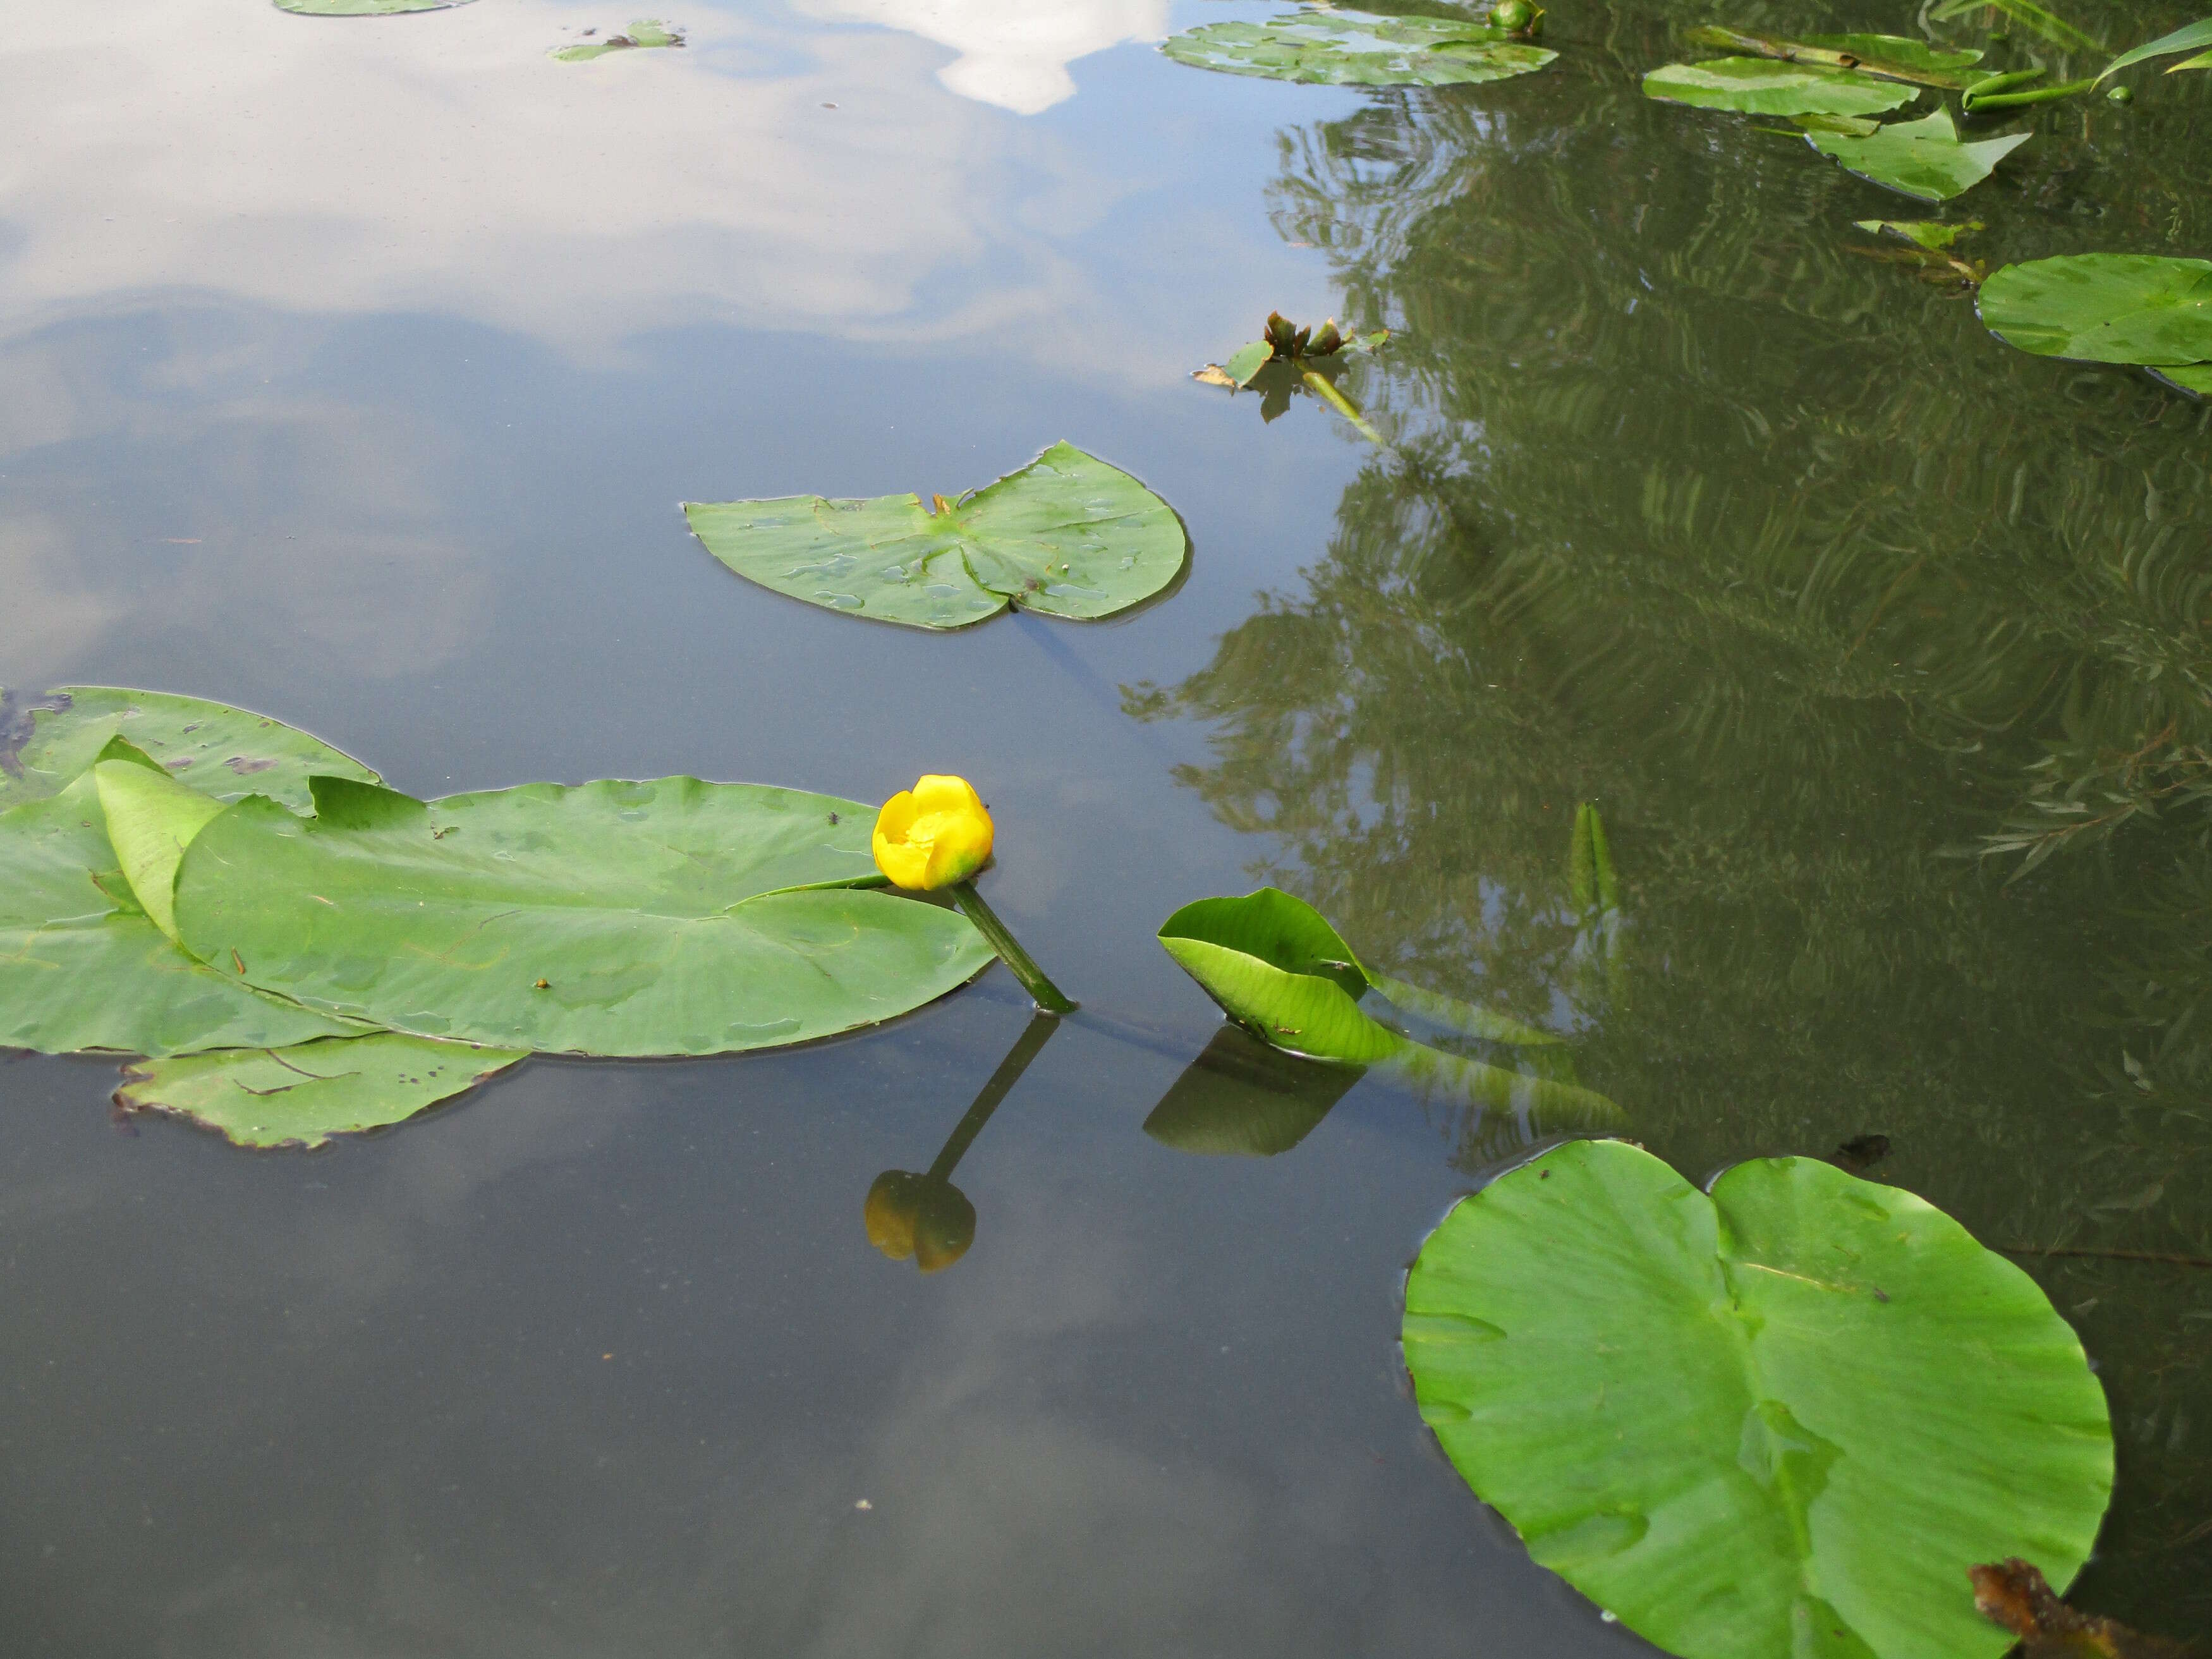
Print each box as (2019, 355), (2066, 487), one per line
(0, 773), (357, 1057)
(116, 1033), (524, 1148)
(552, 19), (685, 61)
(1854, 217), (1979, 251)
(1806, 108), (2029, 201)
(1196, 313), (1390, 390)
(1403, 1139), (2113, 1659)
(1683, 27), (1984, 88)
(1160, 12), (1555, 87)
(1642, 59), (1919, 117)
(274, 0), (477, 12)
(684, 442), (1186, 631)
(165, 775), (992, 1056)
(0, 684), (377, 813)
(2096, 17), (2212, 83)
(1978, 254), (2212, 366)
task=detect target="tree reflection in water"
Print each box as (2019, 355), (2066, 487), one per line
(1129, 28), (2212, 1622)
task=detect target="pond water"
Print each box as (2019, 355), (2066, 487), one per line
(3, 0), (2208, 1651)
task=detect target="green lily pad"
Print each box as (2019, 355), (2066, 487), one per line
(1796, 33), (1984, 76)
(1806, 108), (2030, 202)
(552, 19), (684, 61)
(684, 442), (1186, 631)
(274, 0), (477, 12)
(2153, 362), (2212, 395)
(1160, 12), (1555, 87)
(161, 775), (993, 1056)
(116, 1033), (524, 1149)
(1643, 59), (1919, 117)
(2097, 18), (2212, 83)
(1682, 27), (1984, 88)
(0, 684), (377, 813)
(1978, 254), (2212, 366)
(1854, 217), (1979, 251)
(1403, 1139), (2113, 1659)
(0, 772), (357, 1057)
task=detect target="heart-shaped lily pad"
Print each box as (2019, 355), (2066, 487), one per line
(157, 774), (992, 1056)
(1404, 1139), (2114, 1659)
(684, 442), (1186, 630)
(1160, 11), (1555, 87)
(1978, 254), (2212, 366)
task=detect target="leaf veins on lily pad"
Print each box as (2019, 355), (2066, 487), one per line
(1404, 1139), (2114, 1659)
(118, 1033), (524, 1149)
(1806, 107), (2030, 201)
(1161, 11), (1555, 87)
(1643, 58), (1920, 117)
(684, 442), (1186, 629)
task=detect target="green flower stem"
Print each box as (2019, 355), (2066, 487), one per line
(952, 882), (1076, 1014)
(1299, 370), (1385, 446)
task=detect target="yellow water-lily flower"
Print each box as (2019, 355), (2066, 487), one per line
(873, 774), (994, 891)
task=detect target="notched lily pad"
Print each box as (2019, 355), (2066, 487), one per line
(1643, 58), (1919, 116)
(684, 442), (1186, 630)
(1161, 11), (1555, 87)
(553, 19), (686, 61)
(1806, 107), (2030, 201)
(117, 1033), (524, 1149)
(1403, 1138), (2114, 1659)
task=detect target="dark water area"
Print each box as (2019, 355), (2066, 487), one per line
(3, 0), (2209, 1651)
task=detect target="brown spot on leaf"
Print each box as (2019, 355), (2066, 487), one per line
(0, 688), (71, 780)
(225, 755), (277, 775)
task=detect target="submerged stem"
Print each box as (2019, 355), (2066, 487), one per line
(952, 881), (1076, 1014)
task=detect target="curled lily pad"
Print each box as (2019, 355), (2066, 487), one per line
(117, 1033), (523, 1149)
(684, 442), (1186, 630)
(0, 772), (357, 1057)
(1403, 1139), (2113, 1659)
(1160, 12), (1555, 87)
(0, 684), (377, 813)
(1806, 107), (2030, 201)
(553, 20), (685, 61)
(1643, 59), (1919, 117)
(1978, 254), (2212, 366)
(160, 774), (993, 1056)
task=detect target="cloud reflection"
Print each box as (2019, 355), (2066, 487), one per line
(798, 0), (1167, 113)
(0, 0), (1126, 350)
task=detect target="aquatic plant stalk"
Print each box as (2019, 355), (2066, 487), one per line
(952, 881), (1076, 1013)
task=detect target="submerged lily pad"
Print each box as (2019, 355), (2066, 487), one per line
(1643, 58), (1919, 116)
(117, 1033), (524, 1148)
(161, 775), (993, 1056)
(1806, 107), (2029, 201)
(1978, 254), (2212, 366)
(1854, 217), (1979, 250)
(1161, 12), (1555, 87)
(553, 19), (685, 61)
(274, 0), (477, 12)
(684, 442), (1185, 630)
(0, 684), (377, 813)
(1403, 1139), (2113, 1659)
(0, 772), (357, 1057)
